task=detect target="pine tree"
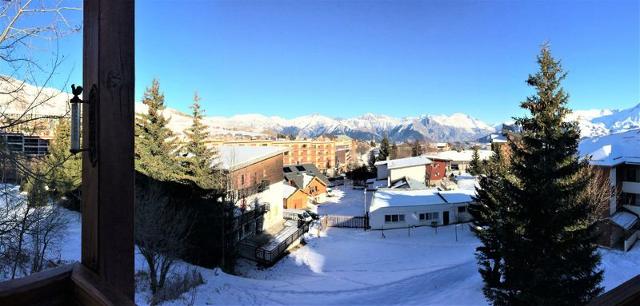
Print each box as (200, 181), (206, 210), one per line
(377, 134), (390, 161)
(46, 119), (81, 199)
(135, 79), (182, 181)
(24, 164), (49, 207)
(182, 92), (219, 189)
(470, 45), (603, 305)
(469, 147), (482, 175)
(367, 150), (376, 170)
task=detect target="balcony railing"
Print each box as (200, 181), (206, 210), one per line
(0, 263), (134, 305)
(233, 202), (271, 230)
(235, 180), (270, 198)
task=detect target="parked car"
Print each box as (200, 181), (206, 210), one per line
(304, 210), (320, 220)
(283, 209), (313, 223)
(328, 176), (345, 187)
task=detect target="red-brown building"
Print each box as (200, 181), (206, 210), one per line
(218, 145), (289, 239)
(426, 158), (449, 186)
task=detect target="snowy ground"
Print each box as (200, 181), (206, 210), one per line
(317, 184), (371, 216)
(6, 183), (640, 305)
(163, 224), (640, 306)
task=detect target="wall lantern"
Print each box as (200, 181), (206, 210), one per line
(69, 84), (98, 166)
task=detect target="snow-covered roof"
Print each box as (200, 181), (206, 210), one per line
(438, 190), (476, 203)
(374, 156), (432, 170)
(611, 211), (638, 230)
(370, 189), (475, 211)
(490, 134), (508, 143)
(578, 129), (640, 166)
(302, 173), (314, 188)
(216, 145), (288, 171)
(426, 150), (494, 162)
(283, 184), (298, 199)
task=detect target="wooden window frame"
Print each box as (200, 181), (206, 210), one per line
(0, 1), (135, 304)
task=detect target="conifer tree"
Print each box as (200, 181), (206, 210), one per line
(470, 45), (603, 305)
(377, 134), (390, 161)
(469, 147), (482, 175)
(46, 119), (81, 199)
(24, 164), (49, 207)
(135, 79), (182, 181)
(182, 92), (219, 189)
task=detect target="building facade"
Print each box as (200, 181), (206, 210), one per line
(211, 138), (337, 174)
(368, 189), (475, 230)
(579, 130), (640, 251)
(218, 146), (288, 238)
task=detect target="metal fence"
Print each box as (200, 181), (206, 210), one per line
(320, 215), (369, 229)
(255, 223), (310, 265)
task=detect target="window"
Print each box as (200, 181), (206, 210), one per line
(296, 165), (306, 171)
(457, 206), (466, 213)
(384, 214), (405, 223)
(419, 212), (439, 221)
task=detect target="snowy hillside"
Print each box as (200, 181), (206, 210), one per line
(0, 76), (70, 117)
(568, 104), (640, 138)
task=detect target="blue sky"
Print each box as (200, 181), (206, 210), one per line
(40, 0), (640, 123)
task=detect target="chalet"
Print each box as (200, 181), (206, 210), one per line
(425, 156), (450, 186)
(368, 189), (475, 230)
(217, 145), (288, 239)
(426, 149), (493, 173)
(374, 156), (432, 188)
(579, 129), (640, 251)
(283, 163), (329, 205)
(283, 184), (308, 209)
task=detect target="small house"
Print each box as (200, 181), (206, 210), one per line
(374, 156), (433, 186)
(283, 163), (330, 205)
(368, 189), (475, 230)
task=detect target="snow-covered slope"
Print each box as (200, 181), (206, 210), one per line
(568, 104), (640, 137)
(0, 76), (70, 117)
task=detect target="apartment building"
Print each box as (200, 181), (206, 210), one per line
(217, 145), (288, 241)
(1, 132), (51, 157)
(579, 130), (640, 251)
(334, 135), (357, 172)
(211, 137), (337, 174)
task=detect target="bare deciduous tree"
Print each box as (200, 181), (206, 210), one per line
(0, 1), (79, 281)
(135, 179), (193, 299)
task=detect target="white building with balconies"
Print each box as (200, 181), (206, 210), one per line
(579, 129), (640, 251)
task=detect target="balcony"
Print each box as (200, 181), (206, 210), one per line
(623, 181), (640, 195)
(235, 180), (270, 198)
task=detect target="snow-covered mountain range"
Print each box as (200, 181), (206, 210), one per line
(1, 77), (638, 142)
(136, 102), (497, 142)
(137, 102), (640, 143)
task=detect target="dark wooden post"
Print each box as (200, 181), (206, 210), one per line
(82, 0), (135, 300)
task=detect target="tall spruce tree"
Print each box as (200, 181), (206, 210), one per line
(469, 147), (482, 175)
(46, 119), (81, 199)
(135, 79), (182, 181)
(182, 92), (219, 189)
(469, 45), (603, 305)
(377, 134), (390, 161)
